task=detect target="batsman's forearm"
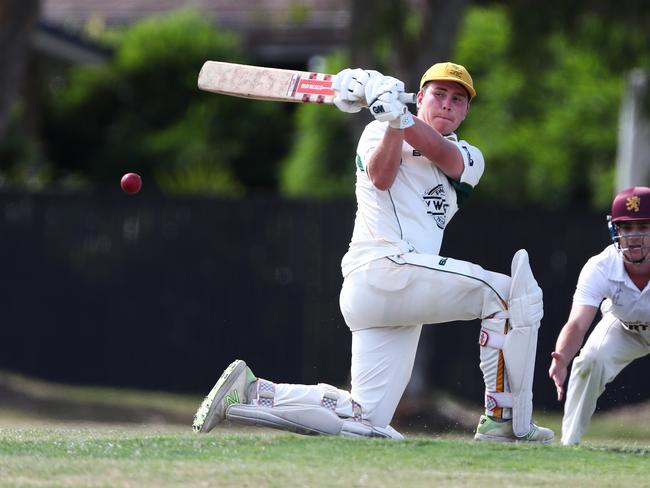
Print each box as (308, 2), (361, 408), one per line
(366, 129), (404, 190)
(404, 118), (464, 180)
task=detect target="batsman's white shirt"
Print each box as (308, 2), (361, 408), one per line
(341, 120), (485, 277)
(562, 244), (650, 444)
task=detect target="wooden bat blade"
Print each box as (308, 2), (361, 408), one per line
(198, 61), (336, 104)
(198, 61), (417, 105)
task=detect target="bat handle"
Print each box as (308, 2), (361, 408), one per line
(399, 92), (417, 104)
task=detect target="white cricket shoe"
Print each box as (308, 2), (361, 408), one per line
(474, 415), (554, 443)
(193, 359), (257, 433)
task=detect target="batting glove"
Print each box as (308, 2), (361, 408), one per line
(388, 109), (415, 129)
(364, 75), (414, 128)
(333, 68), (382, 113)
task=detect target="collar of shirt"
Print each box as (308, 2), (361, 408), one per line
(609, 247), (647, 293)
(444, 132), (458, 142)
(610, 249), (628, 283)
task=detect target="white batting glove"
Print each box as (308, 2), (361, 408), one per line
(388, 109), (415, 129)
(364, 75), (414, 129)
(333, 68), (382, 113)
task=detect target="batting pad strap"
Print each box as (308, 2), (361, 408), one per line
(255, 379), (276, 408)
(485, 391), (513, 410)
(319, 383), (339, 411)
(479, 328), (506, 350)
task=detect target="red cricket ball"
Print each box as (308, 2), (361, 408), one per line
(120, 173), (142, 194)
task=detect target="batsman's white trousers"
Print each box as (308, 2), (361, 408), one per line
(561, 311), (650, 445)
(266, 254), (513, 428)
(339, 254), (511, 426)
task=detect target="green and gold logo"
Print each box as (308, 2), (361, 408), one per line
(224, 390), (240, 407)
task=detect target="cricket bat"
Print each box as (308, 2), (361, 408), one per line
(197, 61), (416, 105)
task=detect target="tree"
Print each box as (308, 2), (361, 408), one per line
(350, 0), (470, 87)
(0, 0), (40, 140)
(40, 10), (292, 195)
(456, 5), (650, 209)
(280, 0), (471, 198)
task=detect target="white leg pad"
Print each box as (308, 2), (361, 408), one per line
(504, 249), (542, 437)
(340, 420), (404, 439)
(226, 404), (344, 435)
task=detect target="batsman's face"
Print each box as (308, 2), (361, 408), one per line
(417, 81), (469, 135)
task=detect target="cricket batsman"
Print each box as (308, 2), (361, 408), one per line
(193, 62), (554, 442)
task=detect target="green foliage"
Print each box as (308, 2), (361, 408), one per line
(42, 9), (291, 195)
(0, 100), (54, 191)
(279, 52), (360, 198)
(456, 6), (650, 209)
(281, 6), (650, 207)
(8, 4), (649, 205)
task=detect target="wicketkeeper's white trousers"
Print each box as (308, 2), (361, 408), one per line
(267, 254), (514, 428)
(561, 311), (650, 445)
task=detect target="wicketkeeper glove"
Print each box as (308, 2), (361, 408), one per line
(365, 75), (414, 129)
(333, 68), (382, 113)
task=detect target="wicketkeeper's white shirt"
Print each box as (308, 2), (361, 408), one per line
(573, 244), (650, 329)
(341, 120), (485, 277)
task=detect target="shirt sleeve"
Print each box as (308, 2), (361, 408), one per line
(573, 256), (608, 307)
(456, 141), (484, 188)
(355, 121), (384, 173)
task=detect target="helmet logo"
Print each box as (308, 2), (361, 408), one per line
(626, 196), (641, 212)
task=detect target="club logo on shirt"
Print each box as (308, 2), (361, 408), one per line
(423, 184), (448, 229)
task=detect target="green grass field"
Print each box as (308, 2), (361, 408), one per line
(1, 372), (649, 487)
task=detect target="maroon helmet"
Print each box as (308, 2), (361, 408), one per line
(610, 186), (650, 223)
(608, 186), (650, 264)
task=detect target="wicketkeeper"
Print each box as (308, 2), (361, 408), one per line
(549, 186), (650, 445)
(193, 62), (554, 442)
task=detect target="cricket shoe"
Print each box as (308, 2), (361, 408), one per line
(193, 359), (257, 433)
(474, 415), (554, 443)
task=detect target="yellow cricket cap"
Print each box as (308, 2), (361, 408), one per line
(419, 62), (476, 99)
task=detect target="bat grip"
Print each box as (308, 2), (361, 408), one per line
(399, 92), (417, 104)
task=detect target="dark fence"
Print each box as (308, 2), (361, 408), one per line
(0, 192), (645, 411)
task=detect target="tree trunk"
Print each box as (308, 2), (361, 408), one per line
(349, 0), (469, 91)
(0, 0), (41, 140)
(347, 0), (469, 138)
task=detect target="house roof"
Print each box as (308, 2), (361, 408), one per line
(40, 0), (350, 63)
(41, 0), (350, 28)
(34, 21), (112, 65)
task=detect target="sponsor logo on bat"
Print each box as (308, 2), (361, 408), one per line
(296, 78), (334, 96)
(287, 73), (301, 97)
